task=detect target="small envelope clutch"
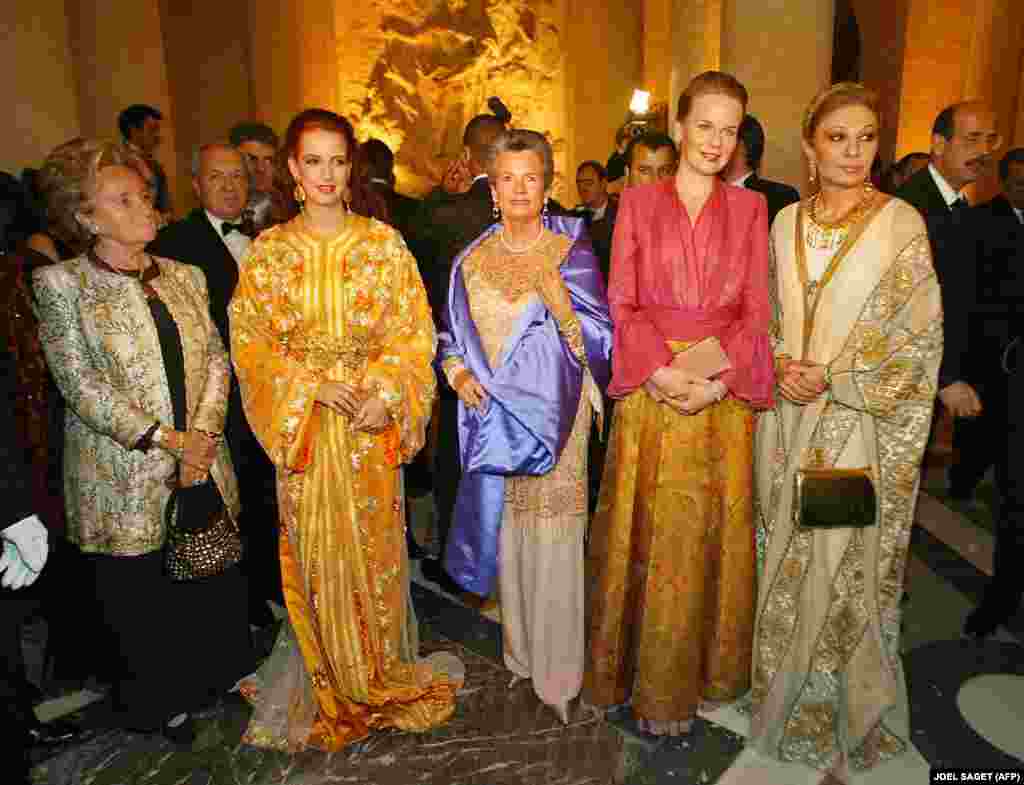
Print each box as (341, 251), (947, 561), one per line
(795, 468), (877, 529)
(670, 336), (733, 379)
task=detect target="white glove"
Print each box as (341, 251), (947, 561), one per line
(0, 541), (40, 590)
(2, 515), (49, 572)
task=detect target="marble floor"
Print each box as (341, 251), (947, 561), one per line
(26, 472), (1024, 784)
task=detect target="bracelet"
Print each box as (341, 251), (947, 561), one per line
(775, 354), (792, 377)
(824, 364), (833, 387)
(713, 380), (728, 402)
(194, 428), (221, 440)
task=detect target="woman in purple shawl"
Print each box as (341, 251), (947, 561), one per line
(438, 130), (613, 723)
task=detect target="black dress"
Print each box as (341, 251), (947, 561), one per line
(87, 259), (254, 731)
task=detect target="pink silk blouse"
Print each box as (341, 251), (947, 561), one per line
(606, 178), (774, 408)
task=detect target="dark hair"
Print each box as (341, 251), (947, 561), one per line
(361, 138), (395, 183)
(803, 83), (880, 140)
(676, 71), (748, 123)
(229, 122), (279, 150)
(282, 108), (386, 221)
(485, 129), (555, 190)
(999, 147), (1024, 181)
(932, 105), (957, 141)
(738, 114), (765, 171)
(576, 160), (606, 179)
(463, 114), (507, 165)
(624, 132), (677, 168)
(117, 104), (162, 141)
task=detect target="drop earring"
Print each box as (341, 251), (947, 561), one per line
(294, 183), (306, 207)
(492, 203), (500, 220)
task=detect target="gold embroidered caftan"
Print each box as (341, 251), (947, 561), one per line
(230, 216), (457, 751)
(751, 197), (942, 776)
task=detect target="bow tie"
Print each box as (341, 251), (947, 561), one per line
(221, 221), (245, 237)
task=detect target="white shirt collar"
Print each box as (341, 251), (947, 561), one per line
(1013, 206), (1024, 224)
(472, 173), (488, 183)
(731, 170), (755, 187)
(370, 177), (390, 186)
(204, 209), (250, 262)
(928, 163), (963, 208)
(590, 201), (608, 222)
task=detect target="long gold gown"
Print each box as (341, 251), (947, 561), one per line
(230, 215), (459, 751)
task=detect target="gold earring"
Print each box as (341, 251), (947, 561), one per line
(294, 183), (306, 206)
(808, 162), (817, 184)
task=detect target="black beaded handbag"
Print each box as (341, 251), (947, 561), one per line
(794, 468), (877, 529)
(164, 477), (242, 581)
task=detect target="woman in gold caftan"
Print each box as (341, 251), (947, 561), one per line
(231, 109), (460, 751)
(749, 84), (942, 782)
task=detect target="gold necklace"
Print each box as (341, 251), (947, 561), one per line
(805, 183), (876, 250)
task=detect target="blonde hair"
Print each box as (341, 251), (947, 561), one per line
(37, 138), (146, 253)
(676, 71), (748, 123)
(802, 82), (881, 140)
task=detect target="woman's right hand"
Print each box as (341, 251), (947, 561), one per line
(316, 381), (363, 417)
(453, 369), (488, 410)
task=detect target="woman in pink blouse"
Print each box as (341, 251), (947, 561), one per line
(584, 71), (774, 736)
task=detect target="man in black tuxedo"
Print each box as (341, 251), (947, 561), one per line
(148, 143), (281, 627)
(962, 148), (1024, 638)
(417, 113), (506, 594)
(574, 160), (618, 282)
(722, 114), (800, 226)
(362, 138), (427, 263)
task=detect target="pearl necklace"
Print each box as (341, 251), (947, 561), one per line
(500, 225), (546, 255)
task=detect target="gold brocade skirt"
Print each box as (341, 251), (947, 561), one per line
(583, 368), (757, 722)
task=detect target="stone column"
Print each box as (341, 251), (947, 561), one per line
(67, 0), (183, 211)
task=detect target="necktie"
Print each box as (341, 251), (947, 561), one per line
(221, 222), (244, 237)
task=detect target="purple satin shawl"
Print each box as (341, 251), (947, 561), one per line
(438, 215), (613, 595)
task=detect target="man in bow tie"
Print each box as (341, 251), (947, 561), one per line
(148, 143), (283, 631)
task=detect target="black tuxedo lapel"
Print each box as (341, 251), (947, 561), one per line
(148, 208), (240, 349)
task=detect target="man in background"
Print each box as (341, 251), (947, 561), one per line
(624, 132), (678, 187)
(149, 143), (282, 630)
(118, 104), (172, 217)
(722, 114), (800, 226)
(229, 122), (289, 231)
(574, 160), (617, 281)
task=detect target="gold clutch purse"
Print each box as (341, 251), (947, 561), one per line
(794, 468), (876, 529)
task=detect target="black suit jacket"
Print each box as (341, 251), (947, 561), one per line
(417, 177), (495, 326)
(147, 209), (257, 463)
(574, 196), (618, 284)
(745, 173), (800, 227)
(148, 208), (240, 350)
(1, 350), (34, 532)
(974, 195), (1024, 351)
(896, 167), (978, 388)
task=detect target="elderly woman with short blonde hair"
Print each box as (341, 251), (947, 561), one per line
(33, 138), (253, 742)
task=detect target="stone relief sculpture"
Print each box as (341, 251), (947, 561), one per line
(342, 0), (568, 197)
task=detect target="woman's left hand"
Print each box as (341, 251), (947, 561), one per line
(351, 395), (392, 433)
(536, 264), (574, 324)
(779, 362), (828, 404)
(665, 379), (724, 415)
